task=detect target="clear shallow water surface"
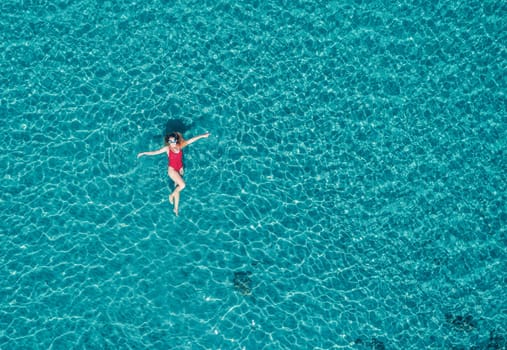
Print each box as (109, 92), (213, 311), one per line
(1, 0), (506, 349)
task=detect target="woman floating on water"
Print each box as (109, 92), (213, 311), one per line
(137, 132), (210, 216)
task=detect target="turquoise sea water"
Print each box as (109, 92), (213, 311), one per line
(1, 0), (506, 349)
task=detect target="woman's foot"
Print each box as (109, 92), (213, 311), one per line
(169, 194), (179, 216)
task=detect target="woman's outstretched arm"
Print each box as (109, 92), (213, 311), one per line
(182, 132), (210, 147)
(137, 146), (168, 158)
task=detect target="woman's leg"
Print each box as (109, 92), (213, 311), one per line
(168, 167), (186, 215)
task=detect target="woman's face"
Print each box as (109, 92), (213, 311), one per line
(168, 137), (178, 149)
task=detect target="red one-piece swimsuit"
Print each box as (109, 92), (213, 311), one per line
(168, 149), (183, 172)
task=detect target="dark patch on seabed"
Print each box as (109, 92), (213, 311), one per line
(233, 271), (252, 295)
(443, 312), (507, 349)
(445, 313), (478, 332)
(486, 330), (507, 350)
(354, 337), (386, 350)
